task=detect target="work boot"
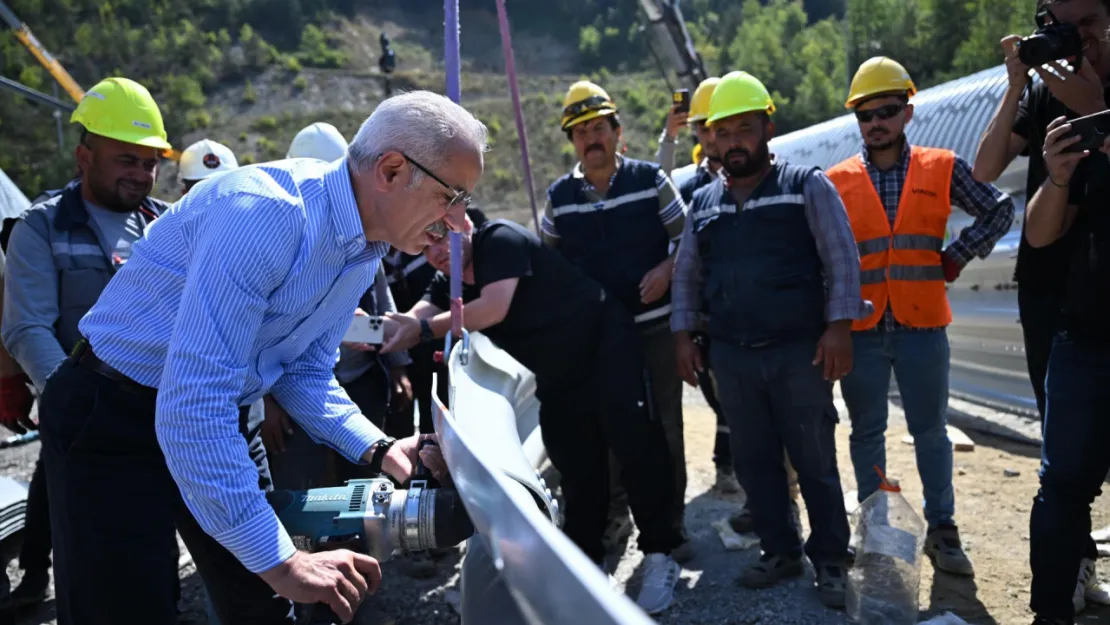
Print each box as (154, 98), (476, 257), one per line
(1031, 617), (1074, 625)
(8, 569), (48, 608)
(924, 524), (974, 576)
(714, 465), (741, 494)
(602, 512), (634, 554)
(815, 563), (847, 609)
(635, 553), (679, 614)
(738, 553), (804, 589)
(1075, 557), (1097, 613)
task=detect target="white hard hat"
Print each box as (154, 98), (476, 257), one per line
(179, 139), (239, 182)
(287, 122), (348, 162)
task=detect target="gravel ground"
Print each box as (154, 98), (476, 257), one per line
(7, 387), (1110, 624)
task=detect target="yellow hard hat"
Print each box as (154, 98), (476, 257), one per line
(688, 77), (722, 124)
(71, 77), (172, 150)
(692, 143), (703, 165)
(845, 56), (916, 109)
(560, 81), (618, 131)
(706, 71), (775, 126)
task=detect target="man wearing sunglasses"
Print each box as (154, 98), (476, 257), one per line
(541, 80), (691, 572)
(827, 57), (1014, 578)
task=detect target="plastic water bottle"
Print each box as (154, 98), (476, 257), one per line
(847, 467), (926, 625)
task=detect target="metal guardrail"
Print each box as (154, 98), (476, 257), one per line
(436, 334), (655, 625)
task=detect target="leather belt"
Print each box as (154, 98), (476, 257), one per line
(71, 338), (156, 397)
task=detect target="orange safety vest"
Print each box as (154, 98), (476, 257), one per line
(826, 146), (954, 331)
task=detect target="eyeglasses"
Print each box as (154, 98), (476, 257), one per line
(854, 103), (906, 123)
(400, 152), (472, 211)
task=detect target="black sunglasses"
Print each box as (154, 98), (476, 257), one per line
(855, 103), (906, 123)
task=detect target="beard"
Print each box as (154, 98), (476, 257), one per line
(86, 172), (150, 213)
(722, 142), (770, 179)
(865, 129), (903, 152)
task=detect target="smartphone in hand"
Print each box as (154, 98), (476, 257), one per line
(673, 89), (690, 114)
(343, 314), (385, 344)
(1061, 110), (1110, 153)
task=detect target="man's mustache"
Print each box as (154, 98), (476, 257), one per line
(586, 143), (605, 154)
(725, 148), (751, 161)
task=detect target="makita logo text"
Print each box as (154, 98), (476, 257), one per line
(911, 188), (937, 197)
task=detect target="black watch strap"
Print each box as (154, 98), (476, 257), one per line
(368, 437), (397, 475)
(419, 319), (434, 344)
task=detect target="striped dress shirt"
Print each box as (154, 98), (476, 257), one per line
(79, 157), (389, 573)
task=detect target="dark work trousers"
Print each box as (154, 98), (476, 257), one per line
(18, 454), (182, 604)
(608, 319), (687, 527)
(1019, 287), (1063, 423)
(1018, 290), (1098, 563)
(269, 366), (391, 491)
(692, 332), (731, 467)
(1030, 332), (1110, 620)
(39, 356), (293, 625)
(18, 455), (50, 575)
(710, 337), (850, 565)
(538, 298), (684, 564)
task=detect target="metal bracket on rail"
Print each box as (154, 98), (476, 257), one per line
(443, 329), (470, 366)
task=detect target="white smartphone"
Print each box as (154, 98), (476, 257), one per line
(343, 315), (385, 344)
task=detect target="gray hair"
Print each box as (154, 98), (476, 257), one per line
(348, 91), (489, 189)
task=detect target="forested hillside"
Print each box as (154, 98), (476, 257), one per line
(0, 0), (1034, 218)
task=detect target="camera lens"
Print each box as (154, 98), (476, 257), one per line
(1018, 35), (1055, 67)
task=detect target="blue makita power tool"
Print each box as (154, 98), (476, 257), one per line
(270, 444), (474, 563)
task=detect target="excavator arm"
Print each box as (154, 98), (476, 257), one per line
(0, 0), (84, 103)
(637, 0), (707, 91)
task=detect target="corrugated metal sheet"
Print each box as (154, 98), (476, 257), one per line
(770, 64), (1012, 170)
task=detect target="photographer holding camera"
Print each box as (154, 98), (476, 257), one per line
(1024, 113), (1110, 625)
(973, 0), (1110, 612)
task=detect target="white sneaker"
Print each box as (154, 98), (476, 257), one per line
(635, 553), (679, 615)
(1076, 557), (1097, 613)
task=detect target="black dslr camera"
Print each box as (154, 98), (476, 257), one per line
(1018, 6), (1083, 67)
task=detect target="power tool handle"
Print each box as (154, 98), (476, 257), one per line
(414, 439), (440, 487)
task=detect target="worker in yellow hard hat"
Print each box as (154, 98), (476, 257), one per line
(828, 57), (1014, 581)
(0, 75), (180, 614)
(671, 69), (871, 610)
(543, 79), (689, 615)
(671, 77), (724, 203)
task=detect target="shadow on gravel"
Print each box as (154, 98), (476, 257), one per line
(923, 573), (997, 625)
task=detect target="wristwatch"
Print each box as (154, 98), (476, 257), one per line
(419, 319), (434, 345)
(368, 437), (397, 475)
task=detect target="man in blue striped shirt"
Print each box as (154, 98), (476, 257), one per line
(37, 91), (487, 625)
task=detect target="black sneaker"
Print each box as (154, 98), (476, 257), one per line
(1031, 617), (1073, 625)
(815, 563), (846, 609)
(737, 553), (804, 589)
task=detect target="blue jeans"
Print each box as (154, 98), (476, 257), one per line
(1030, 332), (1110, 619)
(710, 337), (849, 563)
(839, 328), (954, 528)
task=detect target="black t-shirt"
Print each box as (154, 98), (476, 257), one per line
(423, 219), (604, 378)
(1060, 155), (1110, 342)
(1012, 81), (1110, 293)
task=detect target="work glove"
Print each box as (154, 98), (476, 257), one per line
(0, 373), (35, 434)
(941, 253), (962, 283)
